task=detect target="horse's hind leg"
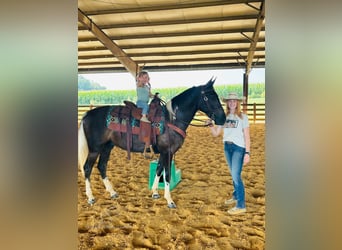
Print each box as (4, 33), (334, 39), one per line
(84, 152), (99, 204)
(97, 142), (118, 199)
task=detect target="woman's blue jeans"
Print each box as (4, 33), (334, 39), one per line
(136, 100), (149, 115)
(224, 141), (246, 208)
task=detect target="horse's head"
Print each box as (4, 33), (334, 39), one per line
(198, 77), (226, 125)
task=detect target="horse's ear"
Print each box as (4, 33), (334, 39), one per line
(205, 76), (216, 88)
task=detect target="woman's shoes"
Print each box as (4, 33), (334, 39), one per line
(224, 198), (237, 205)
(225, 198), (246, 215)
(228, 207), (246, 215)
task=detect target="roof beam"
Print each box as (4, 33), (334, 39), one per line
(78, 38), (265, 51)
(78, 62), (265, 74)
(79, 55), (264, 65)
(78, 38), (265, 52)
(245, 1), (265, 74)
(78, 14), (259, 30)
(78, 8), (139, 77)
(78, 27), (265, 42)
(84, 0), (261, 15)
(78, 47), (265, 59)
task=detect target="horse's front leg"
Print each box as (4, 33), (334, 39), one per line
(163, 155), (176, 208)
(151, 161), (162, 199)
(151, 154), (176, 208)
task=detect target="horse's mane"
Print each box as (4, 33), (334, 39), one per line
(170, 77), (216, 106)
(171, 86), (199, 107)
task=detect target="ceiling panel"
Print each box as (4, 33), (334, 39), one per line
(78, 0), (265, 74)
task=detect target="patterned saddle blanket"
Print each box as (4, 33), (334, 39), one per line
(105, 97), (166, 159)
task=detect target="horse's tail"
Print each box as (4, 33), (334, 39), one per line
(78, 120), (88, 176)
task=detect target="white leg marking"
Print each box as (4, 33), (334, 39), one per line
(85, 179), (94, 202)
(164, 182), (171, 202)
(102, 177), (117, 197)
(164, 182), (175, 207)
(151, 174), (161, 193)
(78, 122), (89, 176)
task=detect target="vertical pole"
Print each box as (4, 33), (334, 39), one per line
(243, 73), (249, 113)
(253, 103), (256, 124)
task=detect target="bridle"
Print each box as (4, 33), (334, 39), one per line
(167, 88), (222, 128)
(190, 88), (222, 127)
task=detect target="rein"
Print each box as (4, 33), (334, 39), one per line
(165, 88), (220, 128)
(189, 117), (211, 127)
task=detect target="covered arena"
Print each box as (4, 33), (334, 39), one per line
(78, 0), (265, 249)
(78, 124), (265, 249)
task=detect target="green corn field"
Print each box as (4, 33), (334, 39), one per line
(78, 83), (265, 105)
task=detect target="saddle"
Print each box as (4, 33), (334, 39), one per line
(123, 100), (143, 120)
(107, 97), (165, 159)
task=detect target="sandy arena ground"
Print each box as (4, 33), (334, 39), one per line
(78, 124), (265, 249)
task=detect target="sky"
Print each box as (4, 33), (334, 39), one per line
(79, 68), (265, 90)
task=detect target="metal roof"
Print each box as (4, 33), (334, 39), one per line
(78, 0), (265, 77)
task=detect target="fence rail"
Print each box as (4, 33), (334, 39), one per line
(243, 103), (265, 123)
(78, 103), (265, 124)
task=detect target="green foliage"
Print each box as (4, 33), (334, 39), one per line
(78, 83), (265, 105)
(78, 75), (106, 91)
(78, 89), (136, 105)
(213, 83), (265, 100)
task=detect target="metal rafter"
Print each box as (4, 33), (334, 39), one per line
(78, 38), (265, 51)
(77, 0), (265, 74)
(78, 47), (265, 59)
(245, 1), (265, 75)
(78, 8), (140, 77)
(78, 62), (265, 74)
(78, 27), (264, 42)
(78, 14), (259, 30)
(83, 0), (261, 15)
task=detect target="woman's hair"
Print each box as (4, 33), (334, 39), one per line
(226, 100), (244, 119)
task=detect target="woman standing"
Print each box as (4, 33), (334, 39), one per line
(207, 92), (250, 215)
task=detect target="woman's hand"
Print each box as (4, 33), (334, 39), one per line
(243, 154), (250, 165)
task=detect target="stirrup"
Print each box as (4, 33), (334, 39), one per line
(143, 145), (154, 159)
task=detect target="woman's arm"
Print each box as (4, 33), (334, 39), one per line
(243, 127), (250, 164)
(243, 127), (250, 152)
(205, 119), (222, 137)
(209, 124), (223, 137)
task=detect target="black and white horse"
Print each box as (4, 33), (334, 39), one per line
(78, 78), (226, 208)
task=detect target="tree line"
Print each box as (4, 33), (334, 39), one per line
(78, 75), (106, 91)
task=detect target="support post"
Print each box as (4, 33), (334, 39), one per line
(243, 72), (249, 113)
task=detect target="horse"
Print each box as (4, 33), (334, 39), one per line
(78, 78), (226, 208)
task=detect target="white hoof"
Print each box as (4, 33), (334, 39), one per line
(88, 198), (95, 204)
(152, 193), (160, 199)
(167, 202), (177, 209)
